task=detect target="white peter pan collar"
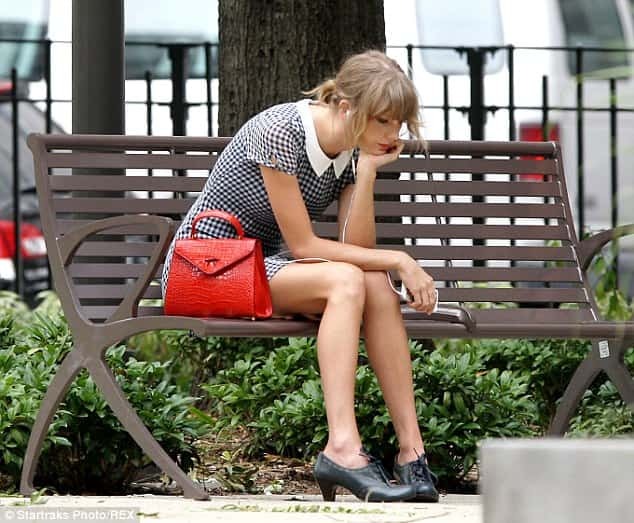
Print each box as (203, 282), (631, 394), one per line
(296, 98), (353, 178)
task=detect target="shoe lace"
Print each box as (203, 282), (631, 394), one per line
(359, 448), (393, 485)
(410, 450), (439, 485)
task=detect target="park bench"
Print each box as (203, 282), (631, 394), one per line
(20, 133), (634, 500)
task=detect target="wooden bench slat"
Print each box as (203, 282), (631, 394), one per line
(50, 175), (209, 192)
(76, 285), (163, 299)
(430, 266), (582, 282)
(78, 305), (163, 320)
(53, 198), (566, 219)
(58, 221), (176, 236)
(439, 288), (587, 303)
(67, 263), (582, 283)
(46, 151), (217, 170)
(39, 134), (556, 156)
(382, 157), (558, 175)
(313, 223), (570, 240)
(78, 304), (588, 323)
(58, 218), (569, 241)
(351, 202), (566, 219)
(374, 180), (561, 197)
(50, 175), (561, 198)
(390, 245), (575, 261)
(53, 198), (197, 214)
(69, 263), (164, 278)
(401, 307), (595, 323)
(73, 242), (160, 257)
(73, 284), (587, 304)
(48, 155), (556, 174)
(469, 307), (594, 323)
(70, 241), (575, 261)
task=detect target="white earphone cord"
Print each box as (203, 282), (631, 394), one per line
(342, 160), (406, 299)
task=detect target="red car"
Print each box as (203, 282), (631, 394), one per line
(0, 220), (49, 303)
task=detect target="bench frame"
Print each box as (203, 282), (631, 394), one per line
(20, 134), (634, 500)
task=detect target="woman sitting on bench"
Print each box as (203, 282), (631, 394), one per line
(162, 50), (439, 503)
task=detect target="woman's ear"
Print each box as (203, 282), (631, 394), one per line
(338, 100), (351, 120)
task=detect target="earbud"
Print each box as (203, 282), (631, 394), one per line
(345, 110), (350, 119)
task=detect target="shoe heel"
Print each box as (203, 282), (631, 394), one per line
(316, 478), (337, 501)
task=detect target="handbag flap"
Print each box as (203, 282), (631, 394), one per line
(173, 238), (257, 276)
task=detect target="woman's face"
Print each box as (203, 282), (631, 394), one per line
(357, 115), (402, 155)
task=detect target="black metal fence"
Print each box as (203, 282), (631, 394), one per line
(2, 38), (633, 300)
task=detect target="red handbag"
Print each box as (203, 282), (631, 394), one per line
(164, 210), (273, 319)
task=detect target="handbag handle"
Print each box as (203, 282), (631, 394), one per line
(191, 210), (245, 239)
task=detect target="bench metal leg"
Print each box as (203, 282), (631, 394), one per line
(549, 338), (634, 436)
(603, 339), (634, 410)
(548, 352), (601, 436)
(605, 363), (634, 407)
(20, 351), (83, 496)
(85, 356), (209, 500)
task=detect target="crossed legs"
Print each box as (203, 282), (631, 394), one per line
(269, 262), (425, 468)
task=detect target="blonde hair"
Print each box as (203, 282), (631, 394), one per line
(304, 50), (424, 148)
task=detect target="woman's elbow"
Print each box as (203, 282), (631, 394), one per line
(289, 235), (319, 260)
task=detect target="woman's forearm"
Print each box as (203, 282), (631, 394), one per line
(294, 234), (409, 273)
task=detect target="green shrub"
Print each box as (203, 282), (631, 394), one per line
(461, 338), (589, 427)
(405, 346), (538, 487)
(0, 292), (209, 494)
(203, 338), (320, 439)
(569, 381), (634, 436)
(128, 330), (279, 409)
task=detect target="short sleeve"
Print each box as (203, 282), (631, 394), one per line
(245, 115), (301, 176)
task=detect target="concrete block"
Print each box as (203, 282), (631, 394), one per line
(480, 438), (634, 523)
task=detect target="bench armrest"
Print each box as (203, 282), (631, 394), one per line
(57, 215), (175, 322)
(427, 304), (476, 332)
(577, 224), (634, 272)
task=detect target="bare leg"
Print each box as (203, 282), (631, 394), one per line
(269, 261), (368, 468)
(362, 271), (426, 465)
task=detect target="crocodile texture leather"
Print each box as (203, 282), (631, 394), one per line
(164, 211), (272, 319)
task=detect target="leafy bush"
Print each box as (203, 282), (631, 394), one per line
(196, 345), (317, 446)
(410, 348), (538, 486)
(128, 330), (279, 409)
(0, 292), (209, 494)
(569, 380), (634, 436)
(460, 338), (588, 427)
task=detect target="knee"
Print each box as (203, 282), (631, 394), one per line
(325, 263), (366, 307)
(364, 271), (399, 310)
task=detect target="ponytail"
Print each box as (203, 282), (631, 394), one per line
(303, 78), (339, 106)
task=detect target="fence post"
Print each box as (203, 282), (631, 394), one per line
(609, 78), (619, 285)
(466, 48), (487, 263)
(575, 47), (585, 238)
(205, 42), (213, 136)
(466, 47), (486, 141)
(11, 68), (23, 297)
(167, 44), (190, 137)
(44, 38), (52, 133)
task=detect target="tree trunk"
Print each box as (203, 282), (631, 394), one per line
(218, 0), (385, 135)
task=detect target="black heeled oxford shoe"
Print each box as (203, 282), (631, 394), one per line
(393, 452), (439, 502)
(313, 450), (417, 502)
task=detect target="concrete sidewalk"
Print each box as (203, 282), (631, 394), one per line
(0, 493), (481, 522)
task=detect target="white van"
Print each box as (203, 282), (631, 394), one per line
(384, 0), (634, 295)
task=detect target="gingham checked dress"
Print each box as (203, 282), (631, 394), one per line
(161, 99), (357, 296)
